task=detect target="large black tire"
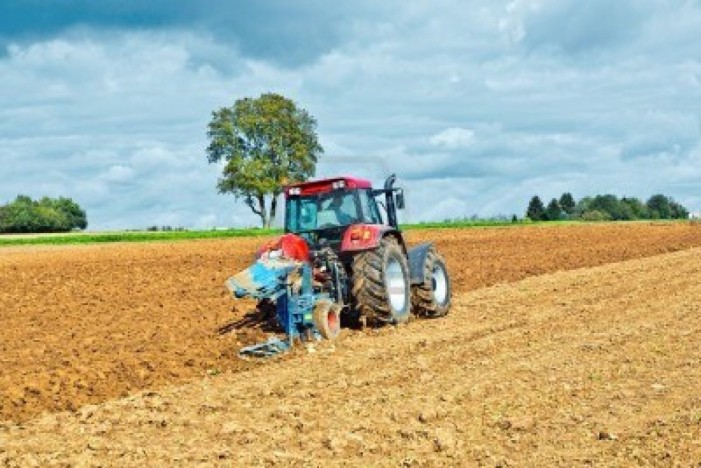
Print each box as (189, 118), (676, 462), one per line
(412, 247), (451, 318)
(351, 236), (411, 325)
(313, 299), (341, 340)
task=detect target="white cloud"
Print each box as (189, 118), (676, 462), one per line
(429, 128), (476, 149)
(102, 165), (134, 183)
(498, 0), (650, 55)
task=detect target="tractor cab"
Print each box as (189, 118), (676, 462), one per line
(284, 176), (403, 250)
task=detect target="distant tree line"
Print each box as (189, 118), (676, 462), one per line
(0, 195), (87, 233)
(145, 225), (187, 232)
(526, 193), (689, 222)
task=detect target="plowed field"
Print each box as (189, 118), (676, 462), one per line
(1, 223), (701, 464)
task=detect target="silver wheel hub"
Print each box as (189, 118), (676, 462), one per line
(432, 264), (448, 305)
(386, 257), (407, 312)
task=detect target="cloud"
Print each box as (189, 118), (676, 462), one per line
(0, 0), (397, 67)
(500, 0), (648, 54)
(0, 1), (700, 229)
(430, 128), (475, 149)
(102, 165), (134, 183)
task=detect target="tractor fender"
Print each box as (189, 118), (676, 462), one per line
(407, 242), (433, 285)
(340, 224), (406, 253)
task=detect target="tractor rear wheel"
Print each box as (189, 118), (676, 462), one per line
(411, 247), (451, 318)
(351, 236), (411, 325)
(313, 299), (342, 340)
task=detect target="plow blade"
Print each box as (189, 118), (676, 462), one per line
(238, 336), (291, 358)
(226, 259), (300, 301)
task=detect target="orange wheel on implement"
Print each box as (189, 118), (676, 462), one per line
(313, 299), (342, 340)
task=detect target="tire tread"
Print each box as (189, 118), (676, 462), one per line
(411, 248), (451, 318)
(351, 237), (409, 324)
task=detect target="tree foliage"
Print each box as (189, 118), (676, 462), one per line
(0, 195), (87, 233)
(526, 192), (690, 223)
(670, 200), (689, 219)
(580, 209), (610, 222)
(545, 198), (562, 221)
(526, 196), (546, 221)
(646, 194), (670, 219)
(559, 192), (575, 215)
(206, 93), (323, 228)
(621, 197), (649, 219)
(588, 194), (629, 220)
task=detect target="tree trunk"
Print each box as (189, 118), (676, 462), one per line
(268, 193), (279, 230)
(245, 193), (278, 228)
(257, 194), (268, 228)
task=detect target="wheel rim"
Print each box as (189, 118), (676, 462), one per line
(432, 263), (448, 305)
(327, 308), (339, 332)
(386, 256), (407, 312)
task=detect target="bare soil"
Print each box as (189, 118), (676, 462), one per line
(1, 223), (701, 465)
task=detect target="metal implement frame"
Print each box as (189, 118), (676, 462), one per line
(233, 261), (324, 358)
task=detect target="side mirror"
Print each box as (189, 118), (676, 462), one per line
(395, 192), (405, 210)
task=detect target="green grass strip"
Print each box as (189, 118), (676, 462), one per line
(0, 228), (282, 247)
(0, 219), (689, 247)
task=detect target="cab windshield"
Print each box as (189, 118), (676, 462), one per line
(286, 191), (360, 233)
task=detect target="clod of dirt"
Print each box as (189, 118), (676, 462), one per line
(418, 409), (438, 423)
(511, 416), (536, 432)
(433, 426), (457, 452)
(322, 434), (347, 452)
(220, 421), (241, 435)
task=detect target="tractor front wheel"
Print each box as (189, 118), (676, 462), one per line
(351, 236), (411, 325)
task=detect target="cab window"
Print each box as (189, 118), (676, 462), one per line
(358, 189), (382, 224)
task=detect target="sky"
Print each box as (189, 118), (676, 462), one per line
(1, 0), (700, 230)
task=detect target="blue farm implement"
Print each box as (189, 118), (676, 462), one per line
(227, 257), (341, 357)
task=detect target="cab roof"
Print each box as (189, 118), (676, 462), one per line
(284, 176), (372, 197)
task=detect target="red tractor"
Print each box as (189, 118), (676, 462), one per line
(228, 174), (451, 356)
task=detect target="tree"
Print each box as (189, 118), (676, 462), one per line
(621, 197), (648, 219)
(0, 195), (40, 233)
(646, 194), (672, 219)
(545, 198), (562, 221)
(0, 195), (87, 233)
(588, 194), (626, 220)
(206, 93), (323, 228)
(52, 197), (88, 230)
(581, 210), (611, 222)
(559, 192), (575, 216)
(670, 199), (689, 219)
(526, 195), (546, 221)
(573, 196), (592, 219)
